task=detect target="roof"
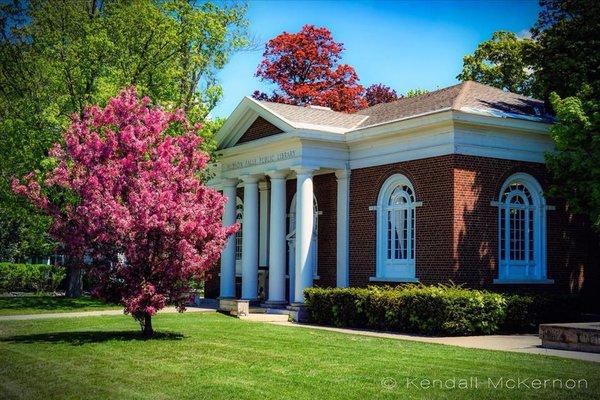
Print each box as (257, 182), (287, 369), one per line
(258, 81), (553, 131)
(257, 100), (368, 130)
(217, 81), (552, 148)
(355, 81), (553, 128)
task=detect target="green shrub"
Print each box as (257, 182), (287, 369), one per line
(0, 263), (65, 293)
(305, 284), (506, 336)
(305, 285), (584, 335)
(502, 293), (582, 332)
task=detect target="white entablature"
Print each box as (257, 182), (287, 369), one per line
(211, 90), (553, 186)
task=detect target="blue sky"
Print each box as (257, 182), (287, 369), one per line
(210, 0), (540, 118)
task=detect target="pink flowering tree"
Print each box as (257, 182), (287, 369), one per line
(13, 88), (236, 336)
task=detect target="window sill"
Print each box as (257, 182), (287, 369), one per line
(493, 279), (554, 285)
(369, 276), (419, 283)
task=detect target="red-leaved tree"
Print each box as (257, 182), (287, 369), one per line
(364, 84), (399, 107)
(253, 25), (367, 112)
(13, 88), (236, 336)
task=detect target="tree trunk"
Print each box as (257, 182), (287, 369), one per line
(65, 265), (83, 298)
(142, 314), (153, 337)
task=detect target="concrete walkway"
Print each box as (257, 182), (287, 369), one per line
(0, 306), (216, 321)
(269, 321), (600, 363)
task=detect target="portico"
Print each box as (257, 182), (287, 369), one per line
(216, 164), (350, 305)
(210, 97), (363, 306)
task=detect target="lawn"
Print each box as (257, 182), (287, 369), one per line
(0, 313), (597, 399)
(0, 295), (120, 316)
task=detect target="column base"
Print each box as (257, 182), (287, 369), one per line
(262, 300), (288, 309)
(241, 297), (260, 307)
(287, 303), (309, 322)
(218, 298), (237, 312)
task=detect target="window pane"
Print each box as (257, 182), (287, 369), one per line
(386, 211), (392, 260)
(410, 208), (415, 257)
(500, 208), (506, 261)
(509, 207), (526, 261)
(381, 181), (416, 262)
(529, 209), (534, 261)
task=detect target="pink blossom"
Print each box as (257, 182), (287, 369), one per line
(13, 87), (237, 327)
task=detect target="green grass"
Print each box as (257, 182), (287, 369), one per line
(0, 295), (120, 316)
(0, 313), (597, 399)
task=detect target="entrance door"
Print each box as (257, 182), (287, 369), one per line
(286, 194), (319, 302)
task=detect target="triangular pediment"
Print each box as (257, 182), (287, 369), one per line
(235, 116), (283, 145)
(215, 97), (294, 149)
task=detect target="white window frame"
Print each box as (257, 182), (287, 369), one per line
(492, 173), (552, 284)
(371, 174), (421, 282)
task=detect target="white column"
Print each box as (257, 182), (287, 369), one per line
(336, 169), (350, 287)
(267, 171), (287, 304)
(293, 167), (315, 304)
(219, 179), (238, 298)
(241, 175), (260, 300)
(258, 181), (270, 267)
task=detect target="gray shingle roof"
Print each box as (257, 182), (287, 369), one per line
(256, 81), (552, 132)
(355, 81), (552, 128)
(258, 100), (368, 130)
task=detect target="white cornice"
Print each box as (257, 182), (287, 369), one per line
(214, 98), (555, 175)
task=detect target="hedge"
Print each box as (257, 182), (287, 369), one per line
(0, 263), (66, 293)
(502, 292), (582, 333)
(304, 285), (581, 336)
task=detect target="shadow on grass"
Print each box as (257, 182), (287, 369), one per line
(1, 331), (184, 345)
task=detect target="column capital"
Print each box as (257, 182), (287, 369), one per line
(258, 180), (270, 191)
(266, 170), (289, 180)
(240, 174), (262, 184)
(221, 178), (240, 188)
(291, 166), (317, 176)
(335, 169), (351, 180)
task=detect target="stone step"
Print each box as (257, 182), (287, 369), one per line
(239, 313), (290, 322)
(249, 307), (267, 314)
(540, 321), (600, 353)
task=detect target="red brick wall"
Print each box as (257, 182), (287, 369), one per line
(452, 155), (599, 299)
(236, 117), (283, 144)
(349, 155), (455, 286)
(314, 173), (337, 288)
(348, 154), (600, 300)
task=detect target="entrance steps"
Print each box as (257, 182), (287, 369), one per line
(243, 306), (291, 322)
(239, 313), (290, 322)
(219, 299), (291, 322)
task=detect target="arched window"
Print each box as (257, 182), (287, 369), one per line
(495, 173), (548, 282)
(235, 197), (243, 276)
(375, 174), (420, 281)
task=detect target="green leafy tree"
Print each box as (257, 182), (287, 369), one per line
(534, 0), (600, 232)
(0, 0), (247, 293)
(458, 1), (600, 231)
(545, 86), (600, 230)
(457, 31), (539, 96)
(532, 0), (600, 99)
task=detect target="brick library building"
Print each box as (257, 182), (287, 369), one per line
(205, 81), (599, 306)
